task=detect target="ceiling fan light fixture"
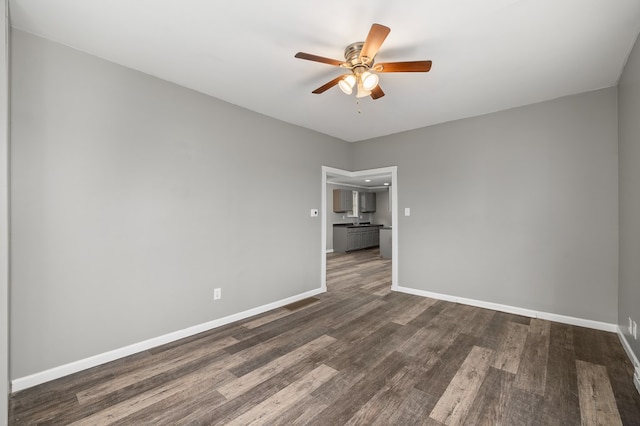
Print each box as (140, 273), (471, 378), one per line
(355, 78), (371, 98)
(295, 23), (432, 101)
(361, 71), (379, 91)
(338, 74), (356, 94)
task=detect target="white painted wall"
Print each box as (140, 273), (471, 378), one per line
(618, 33), (640, 362)
(9, 30), (350, 380)
(352, 88), (619, 324)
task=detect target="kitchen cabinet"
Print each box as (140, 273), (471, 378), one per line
(379, 228), (392, 259)
(333, 189), (353, 212)
(359, 192), (376, 212)
(333, 225), (381, 253)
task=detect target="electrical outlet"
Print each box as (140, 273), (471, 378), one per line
(630, 317), (634, 335)
(214, 288), (222, 300)
(634, 321), (638, 340)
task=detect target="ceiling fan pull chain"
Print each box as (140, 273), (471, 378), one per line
(356, 98), (362, 115)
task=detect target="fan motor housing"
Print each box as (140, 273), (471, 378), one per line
(344, 42), (373, 68)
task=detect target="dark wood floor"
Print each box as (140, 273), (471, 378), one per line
(9, 248), (640, 425)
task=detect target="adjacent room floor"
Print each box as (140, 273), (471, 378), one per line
(9, 248), (640, 424)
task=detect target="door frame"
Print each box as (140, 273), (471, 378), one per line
(321, 165), (398, 291)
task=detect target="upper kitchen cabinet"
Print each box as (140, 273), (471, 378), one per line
(333, 189), (353, 212)
(359, 192), (376, 213)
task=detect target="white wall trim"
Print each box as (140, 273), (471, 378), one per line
(325, 249), (334, 254)
(618, 326), (640, 370)
(395, 286), (618, 332)
(11, 287), (325, 392)
(617, 327), (640, 395)
(321, 165), (398, 291)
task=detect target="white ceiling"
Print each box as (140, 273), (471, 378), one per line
(9, 1), (640, 142)
(328, 173), (392, 189)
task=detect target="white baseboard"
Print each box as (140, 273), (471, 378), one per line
(617, 326), (640, 396)
(11, 287), (325, 393)
(395, 286), (617, 333)
(326, 249), (334, 254)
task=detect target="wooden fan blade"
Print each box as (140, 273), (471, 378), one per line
(370, 85), (385, 100)
(312, 75), (348, 94)
(295, 52), (344, 67)
(375, 60), (432, 73)
(360, 23), (391, 64)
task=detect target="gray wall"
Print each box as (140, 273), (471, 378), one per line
(10, 30), (350, 379)
(1, 1), (8, 422)
(352, 88), (619, 323)
(619, 34), (640, 361)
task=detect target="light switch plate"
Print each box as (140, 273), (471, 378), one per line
(310, 209), (319, 217)
(404, 208), (411, 216)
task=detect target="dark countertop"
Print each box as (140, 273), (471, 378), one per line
(333, 223), (384, 228)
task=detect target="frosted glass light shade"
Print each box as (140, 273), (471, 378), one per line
(361, 71), (379, 91)
(338, 74), (356, 94)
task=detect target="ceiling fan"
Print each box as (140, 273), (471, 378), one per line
(295, 23), (432, 100)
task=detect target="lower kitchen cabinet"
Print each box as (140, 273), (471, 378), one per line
(379, 228), (392, 259)
(333, 226), (381, 253)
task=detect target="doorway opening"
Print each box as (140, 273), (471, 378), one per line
(320, 166), (398, 293)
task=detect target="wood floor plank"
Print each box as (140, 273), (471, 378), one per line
(573, 326), (607, 364)
(463, 367), (514, 426)
(398, 319), (459, 360)
(429, 345), (495, 425)
(539, 322), (580, 425)
(69, 365), (234, 425)
(344, 365), (420, 425)
(460, 306), (496, 338)
(324, 322), (402, 372)
(576, 359), (623, 426)
(514, 319), (550, 395)
(600, 331), (640, 425)
(502, 388), (544, 425)
(207, 356), (323, 426)
(306, 352), (409, 425)
(492, 321), (529, 374)
(415, 333), (478, 396)
(229, 322), (329, 377)
(75, 335), (238, 404)
(217, 334), (336, 400)
(377, 387), (440, 425)
(226, 364), (337, 426)
(110, 384), (227, 426)
(241, 308), (292, 330)
(390, 296), (437, 325)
